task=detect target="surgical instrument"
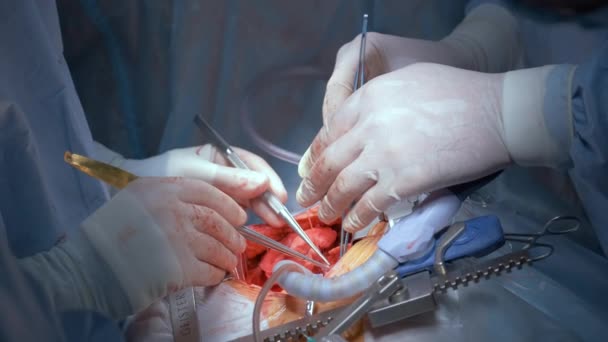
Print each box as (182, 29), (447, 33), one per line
(504, 215), (580, 261)
(193, 114), (331, 266)
(340, 13), (369, 258)
(237, 225), (328, 269)
(316, 270), (401, 337)
(231, 216), (539, 341)
(64, 151), (137, 189)
(63, 151), (329, 268)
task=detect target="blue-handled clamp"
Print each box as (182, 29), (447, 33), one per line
(395, 215), (505, 278)
(316, 215), (508, 336)
(365, 215), (510, 329)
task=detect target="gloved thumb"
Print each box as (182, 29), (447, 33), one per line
(302, 70), (352, 179)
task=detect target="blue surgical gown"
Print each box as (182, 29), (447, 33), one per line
(0, 0), (110, 258)
(465, 0), (608, 254)
(569, 39), (608, 255)
(0, 1), (120, 340)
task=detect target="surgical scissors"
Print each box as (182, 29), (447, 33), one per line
(340, 13), (368, 258)
(504, 215), (580, 261)
(193, 115), (331, 266)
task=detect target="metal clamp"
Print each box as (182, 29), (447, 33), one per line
(305, 300), (315, 317)
(434, 222), (466, 276)
(367, 271), (436, 328)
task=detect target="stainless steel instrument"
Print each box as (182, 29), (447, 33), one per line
(230, 214), (579, 342)
(194, 114), (330, 266)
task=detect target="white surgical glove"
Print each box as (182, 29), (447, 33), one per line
(19, 177), (249, 319)
(321, 33), (460, 125)
(316, 3), (521, 144)
(93, 143), (288, 227)
(297, 62), (576, 232)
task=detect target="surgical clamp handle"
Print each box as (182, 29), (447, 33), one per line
(322, 223), (469, 338)
(504, 215), (580, 261)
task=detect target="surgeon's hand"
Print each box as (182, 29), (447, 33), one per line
(297, 62), (572, 232)
(105, 177), (247, 285)
(96, 144), (288, 227)
(20, 177), (249, 319)
(320, 33), (464, 128)
(313, 4), (521, 177)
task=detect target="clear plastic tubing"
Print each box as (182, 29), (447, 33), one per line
(240, 65), (328, 165)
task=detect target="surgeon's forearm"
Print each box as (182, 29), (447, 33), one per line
(500, 64), (577, 168)
(441, 3), (522, 72)
(17, 232), (132, 319)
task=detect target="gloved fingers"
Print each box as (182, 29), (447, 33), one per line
(189, 205), (246, 255)
(250, 199), (285, 227)
(189, 260), (226, 287)
(189, 233), (239, 271)
(215, 146), (288, 227)
(175, 178), (247, 227)
(231, 147), (288, 203)
(317, 159), (376, 224)
(298, 128), (328, 179)
(322, 33), (389, 125)
(298, 96), (361, 179)
(323, 77), (353, 127)
(343, 184), (399, 233)
(208, 145), (287, 204)
(297, 128), (363, 207)
(206, 165), (270, 200)
(173, 146), (270, 198)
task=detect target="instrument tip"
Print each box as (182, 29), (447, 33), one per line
(320, 254), (331, 266)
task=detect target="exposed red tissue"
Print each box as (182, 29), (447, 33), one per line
(259, 228), (338, 277)
(245, 225), (291, 259)
(244, 208), (345, 287)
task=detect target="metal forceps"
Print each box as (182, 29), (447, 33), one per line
(193, 115), (331, 266)
(504, 215), (580, 261)
(236, 226), (328, 269)
(340, 13), (368, 258)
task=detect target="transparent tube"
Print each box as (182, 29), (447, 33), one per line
(240, 66), (328, 165)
